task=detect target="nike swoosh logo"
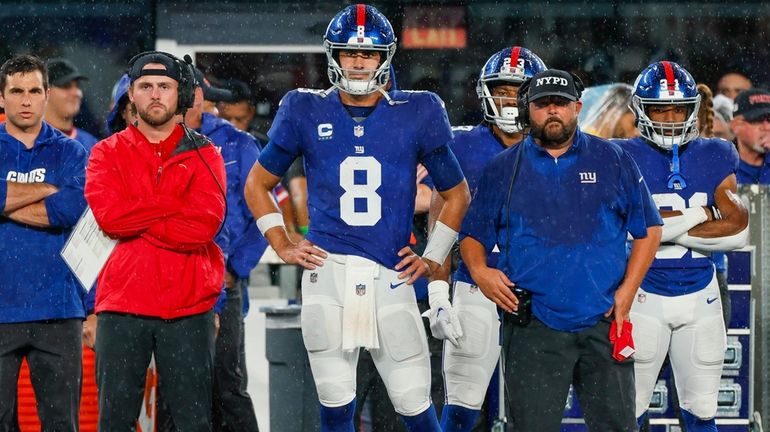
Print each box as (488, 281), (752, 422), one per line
(390, 281), (406, 289)
(707, 297), (718, 304)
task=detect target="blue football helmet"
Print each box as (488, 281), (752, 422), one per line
(631, 61), (700, 150)
(324, 4), (396, 95)
(476, 46), (546, 133)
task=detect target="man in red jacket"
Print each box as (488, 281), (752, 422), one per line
(84, 51), (226, 432)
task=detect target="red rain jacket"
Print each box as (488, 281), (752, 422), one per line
(85, 124), (226, 319)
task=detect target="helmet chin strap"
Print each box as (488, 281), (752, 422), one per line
(667, 143), (688, 190)
(496, 107), (522, 133)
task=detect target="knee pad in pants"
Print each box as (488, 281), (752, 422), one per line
(444, 303), (499, 409)
(375, 305), (431, 416)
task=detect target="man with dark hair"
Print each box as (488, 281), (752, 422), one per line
(0, 53), (88, 432)
(717, 72), (752, 101)
(85, 51), (226, 431)
(44, 58), (99, 151)
(218, 79), (257, 133)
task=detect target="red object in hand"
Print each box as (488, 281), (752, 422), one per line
(609, 320), (635, 361)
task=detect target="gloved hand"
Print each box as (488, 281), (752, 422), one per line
(424, 280), (463, 347)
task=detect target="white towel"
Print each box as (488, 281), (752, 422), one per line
(341, 255), (379, 351)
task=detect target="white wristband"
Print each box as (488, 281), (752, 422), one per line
(427, 280), (451, 308)
(422, 221), (458, 265)
(256, 213), (285, 237)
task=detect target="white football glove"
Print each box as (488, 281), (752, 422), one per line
(424, 280), (463, 347)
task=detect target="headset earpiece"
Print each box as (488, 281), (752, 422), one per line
(570, 72), (585, 99)
(516, 77), (532, 129)
(177, 56), (195, 114)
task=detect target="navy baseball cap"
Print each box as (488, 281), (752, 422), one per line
(192, 67), (233, 103)
(528, 69), (581, 102)
(733, 88), (770, 121)
(46, 58), (88, 87)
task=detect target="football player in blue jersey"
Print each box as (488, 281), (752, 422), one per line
(616, 61), (749, 432)
(428, 46), (546, 432)
(460, 68), (662, 431)
(243, 4), (470, 432)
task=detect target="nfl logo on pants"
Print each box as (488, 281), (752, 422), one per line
(355, 284), (366, 296)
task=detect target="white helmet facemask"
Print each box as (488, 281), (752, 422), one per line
(480, 82), (523, 134)
(631, 95), (701, 150)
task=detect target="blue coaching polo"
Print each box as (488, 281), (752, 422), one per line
(461, 128), (661, 332)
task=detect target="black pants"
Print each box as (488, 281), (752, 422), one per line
(95, 311), (215, 432)
(0, 319), (81, 432)
(213, 283), (260, 432)
(502, 317), (637, 432)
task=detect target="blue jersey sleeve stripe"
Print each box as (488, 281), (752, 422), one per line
(421, 144), (465, 192)
(258, 142), (298, 178)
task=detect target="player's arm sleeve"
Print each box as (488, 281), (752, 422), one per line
(620, 150), (663, 239)
(459, 163), (504, 254)
(260, 92), (302, 177)
(44, 142), (88, 228)
(416, 93), (454, 157)
(420, 145), (464, 192)
(85, 145), (181, 238)
(258, 143), (297, 178)
(142, 148), (227, 251)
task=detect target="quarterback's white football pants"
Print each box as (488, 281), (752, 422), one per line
(300, 253), (432, 416)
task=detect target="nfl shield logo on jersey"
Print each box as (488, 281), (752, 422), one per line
(354, 125), (365, 137)
(637, 293), (647, 303)
(310, 273), (318, 283)
(355, 283), (366, 296)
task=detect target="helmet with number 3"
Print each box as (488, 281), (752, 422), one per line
(324, 4), (396, 95)
(631, 61), (700, 150)
(477, 46), (547, 134)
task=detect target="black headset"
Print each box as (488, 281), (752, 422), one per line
(126, 51), (197, 114)
(515, 77), (533, 130)
(515, 72), (585, 130)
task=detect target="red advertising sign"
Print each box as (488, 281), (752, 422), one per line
(402, 6), (467, 49)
